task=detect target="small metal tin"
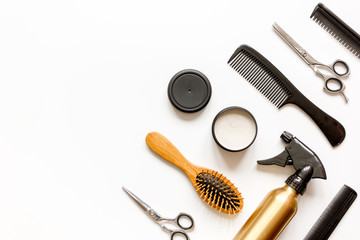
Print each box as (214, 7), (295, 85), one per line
(212, 106), (258, 152)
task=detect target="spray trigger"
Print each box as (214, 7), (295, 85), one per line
(257, 131), (327, 179)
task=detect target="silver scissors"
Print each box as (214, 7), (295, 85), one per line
(273, 22), (350, 102)
(123, 187), (194, 240)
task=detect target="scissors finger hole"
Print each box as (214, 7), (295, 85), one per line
(177, 213), (194, 230)
(325, 78), (343, 92)
(333, 60), (349, 76)
(171, 231), (189, 240)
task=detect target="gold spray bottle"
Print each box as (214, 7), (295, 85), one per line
(233, 165), (313, 240)
(233, 132), (327, 240)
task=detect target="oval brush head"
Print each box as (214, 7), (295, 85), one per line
(195, 170), (243, 214)
(145, 131), (244, 214)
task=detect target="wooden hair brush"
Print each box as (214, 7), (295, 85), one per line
(145, 132), (243, 214)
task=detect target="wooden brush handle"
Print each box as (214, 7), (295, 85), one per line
(145, 132), (198, 176)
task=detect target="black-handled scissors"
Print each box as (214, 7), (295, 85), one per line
(123, 187), (194, 240)
(273, 23), (350, 102)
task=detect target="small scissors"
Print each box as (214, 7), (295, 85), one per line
(123, 187), (194, 240)
(273, 23), (350, 102)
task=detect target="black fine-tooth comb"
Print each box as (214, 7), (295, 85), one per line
(228, 44), (346, 147)
(311, 3), (360, 59)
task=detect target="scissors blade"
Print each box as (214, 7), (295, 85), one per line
(122, 186), (153, 213)
(122, 186), (162, 222)
(273, 23), (316, 65)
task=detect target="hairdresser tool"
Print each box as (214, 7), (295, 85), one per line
(273, 22), (350, 102)
(228, 44), (346, 147)
(304, 185), (357, 240)
(146, 132), (243, 214)
(258, 131), (327, 179)
(233, 131), (326, 240)
(168, 69), (212, 113)
(123, 187), (194, 240)
(233, 165), (315, 240)
(212, 106), (257, 152)
(311, 3), (360, 59)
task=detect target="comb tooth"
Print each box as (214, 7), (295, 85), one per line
(270, 92), (286, 107)
(243, 61), (272, 91)
(273, 92), (287, 108)
(273, 71), (290, 93)
(270, 86), (288, 107)
(257, 75), (282, 103)
(237, 55), (256, 76)
(230, 52), (247, 70)
(230, 51), (247, 71)
(273, 84), (290, 105)
(237, 52), (256, 74)
(255, 76), (283, 107)
(229, 49), (291, 108)
(246, 61), (265, 82)
(266, 86), (284, 106)
(273, 92), (287, 106)
(228, 53), (239, 65)
(250, 68), (271, 91)
(233, 54), (250, 72)
(311, 4), (360, 59)
(229, 54), (241, 69)
(241, 59), (257, 78)
(258, 74), (278, 96)
(266, 79), (286, 102)
(248, 73), (268, 93)
(244, 59), (265, 83)
(242, 64), (259, 81)
(241, 53), (258, 72)
(243, 55), (260, 74)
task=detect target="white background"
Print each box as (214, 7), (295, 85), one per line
(0, 0), (359, 239)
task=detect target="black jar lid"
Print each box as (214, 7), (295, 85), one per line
(168, 69), (211, 113)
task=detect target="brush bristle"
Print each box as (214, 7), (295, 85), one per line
(228, 48), (291, 108)
(195, 170), (243, 214)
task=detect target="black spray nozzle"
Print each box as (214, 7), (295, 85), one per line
(286, 165), (314, 195)
(257, 131), (327, 179)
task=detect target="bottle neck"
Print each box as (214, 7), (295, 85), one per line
(283, 184), (300, 198)
(285, 165), (314, 195)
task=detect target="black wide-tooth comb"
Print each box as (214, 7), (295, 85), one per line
(311, 3), (360, 59)
(228, 44), (346, 147)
